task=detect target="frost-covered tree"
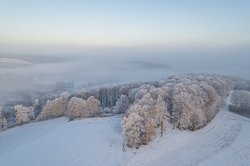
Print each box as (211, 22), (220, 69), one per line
(122, 103), (157, 148)
(119, 82), (142, 96)
(113, 95), (130, 114)
(128, 85), (154, 103)
(171, 82), (221, 130)
(122, 86), (168, 148)
(153, 100), (167, 128)
(67, 97), (87, 120)
(192, 74), (233, 97)
(229, 90), (250, 116)
(67, 96), (101, 120)
(98, 86), (120, 108)
(86, 96), (101, 117)
(122, 111), (143, 148)
(233, 79), (250, 91)
(14, 105), (34, 125)
(37, 92), (70, 120)
(32, 98), (43, 117)
(0, 106), (7, 131)
(200, 83), (222, 121)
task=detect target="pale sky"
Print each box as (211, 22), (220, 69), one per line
(0, 0), (249, 53)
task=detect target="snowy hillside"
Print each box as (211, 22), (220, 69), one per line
(0, 99), (249, 166)
(125, 104), (250, 166)
(0, 117), (123, 166)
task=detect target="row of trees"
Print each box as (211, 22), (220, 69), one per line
(37, 92), (101, 121)
(1, 92), (101, 129)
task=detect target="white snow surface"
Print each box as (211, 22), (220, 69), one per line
(0, 101), (250, 166)
(0, 117), (123, 166)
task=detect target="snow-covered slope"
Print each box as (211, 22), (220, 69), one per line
(0, 103), (250, 166)
(125, 106), (250, 166)
(0, 117), (123, 166)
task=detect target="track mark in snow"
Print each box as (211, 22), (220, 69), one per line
(195, 120), (242, 165)
(128, 111), (226, 164)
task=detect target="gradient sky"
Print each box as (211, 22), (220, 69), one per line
(0, 0), (250, 52)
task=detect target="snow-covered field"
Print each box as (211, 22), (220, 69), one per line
(0, 117), (123, 166)
(0, 98), (249, 166)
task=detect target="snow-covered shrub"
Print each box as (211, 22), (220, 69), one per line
(67, 96), (101, 120)
(37, 92), (70, 120)
(229, 90), (250, 116)
(0, 106), (7, 131)
(14, 105), (34, 125)
(113, 95), (130, 114)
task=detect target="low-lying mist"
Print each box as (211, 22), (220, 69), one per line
(0, 46), (249, 104)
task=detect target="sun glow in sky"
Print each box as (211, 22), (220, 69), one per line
(0, 0), (249, 53)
